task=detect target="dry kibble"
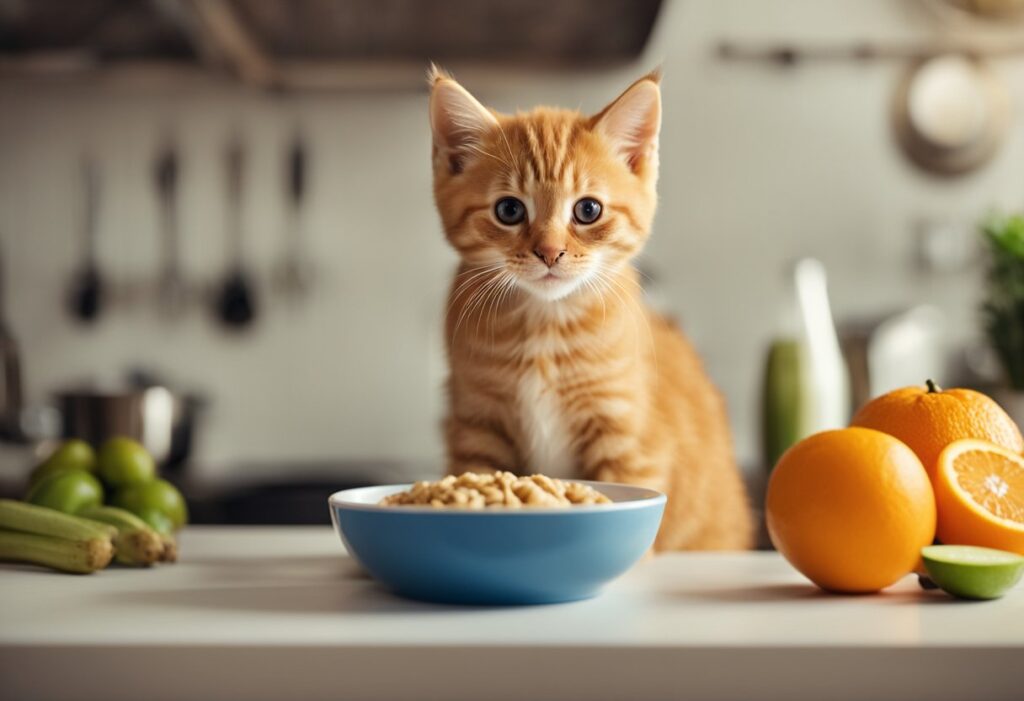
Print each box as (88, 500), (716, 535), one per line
(380, 471), (611, 508)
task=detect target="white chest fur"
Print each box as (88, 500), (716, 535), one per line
(516, 363), (576, 479)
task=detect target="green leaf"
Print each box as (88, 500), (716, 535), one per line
(981, 212), (1024, 390)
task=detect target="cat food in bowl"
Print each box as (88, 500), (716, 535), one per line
(329, 476), (665, 605)
(380, 471), (611, 508)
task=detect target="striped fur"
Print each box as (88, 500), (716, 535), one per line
(429, 69), (753, 550)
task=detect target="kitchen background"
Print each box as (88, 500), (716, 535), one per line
(1, 0), (1023, 513)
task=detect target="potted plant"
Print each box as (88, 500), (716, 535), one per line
(982, 212), (1024, 427)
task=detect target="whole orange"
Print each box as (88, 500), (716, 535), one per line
(766, 427), (936, 593)
(851, 380), (1024, 482)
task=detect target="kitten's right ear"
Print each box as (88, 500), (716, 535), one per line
(429, 65), (497, 174)
(591, 71), (662, 174)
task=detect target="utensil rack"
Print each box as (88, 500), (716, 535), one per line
(715, 39), (1024, 67)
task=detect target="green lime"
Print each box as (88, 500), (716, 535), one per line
(113, 479), (188, 529)
(921, 545), (1024, 600)
(29, 439), (97, 487)
(26, 469), (104, 515)
(97, 437), (156, 487)
(135, 507), (175, 536)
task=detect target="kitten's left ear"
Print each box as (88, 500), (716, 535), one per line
(591, 71), (662, 173)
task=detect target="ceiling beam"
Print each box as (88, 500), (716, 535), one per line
(168, 0), (279, 89)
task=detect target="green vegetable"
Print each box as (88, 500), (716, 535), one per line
(26, 470), (104, 515)
(0, 499), (115, 574)
(78, 505), (164, 566)
(0, 529), (113, 574)
(113, 479), (188, 529)
(921, 544), (1024, 600)
(981, 212), (1024, 390)
(0, 498), (115, 541)
(29, 439), (97, 487)
(98, 437), (156, 487)
(158, 536), (179, 563)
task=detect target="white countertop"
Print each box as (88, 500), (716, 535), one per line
(2, 526), (1021, 701)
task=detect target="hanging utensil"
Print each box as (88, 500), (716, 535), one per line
(67, 158), (103, 323)
(214, 134), (257, 329)
(154, 142), (188, 319)
(274, 131), (314, 301)
(892, 54), (1010, 176)
(0, 241), (25, 442)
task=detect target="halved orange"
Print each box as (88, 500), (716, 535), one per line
(935, 439), (1024, 555)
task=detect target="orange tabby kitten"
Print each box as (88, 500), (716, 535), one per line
(429, 67), (753, 550)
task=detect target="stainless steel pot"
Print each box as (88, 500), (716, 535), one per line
(56, 386), (202, 471)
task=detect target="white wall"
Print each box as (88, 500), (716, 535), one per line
(2, 0), (1023, 475)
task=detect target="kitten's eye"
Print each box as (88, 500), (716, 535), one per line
(573, 198), (603, 225)
(494, 197), (526, 226)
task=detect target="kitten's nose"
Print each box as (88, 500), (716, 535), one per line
(533, 246), (566, 268)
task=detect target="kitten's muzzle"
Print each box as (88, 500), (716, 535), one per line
(533, 246), (567, 268)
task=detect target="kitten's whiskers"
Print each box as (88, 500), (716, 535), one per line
(450, 265), (505, 346)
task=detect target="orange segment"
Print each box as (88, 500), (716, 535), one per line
(936, 439), (1024, 555)
(951, 448), (1024, 523)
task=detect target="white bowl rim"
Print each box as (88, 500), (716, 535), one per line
(328, 480), (666, 515)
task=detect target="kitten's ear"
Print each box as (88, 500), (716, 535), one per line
(428, 65), (498, 173)
(591, 71), (662, 173)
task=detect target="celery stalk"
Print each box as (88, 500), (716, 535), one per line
(0, 529), (113, 573)
(0, 499), (116, 541)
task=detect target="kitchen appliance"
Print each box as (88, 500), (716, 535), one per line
(185, 459), (435, 525)
(56, 382), (203, 471)
(840, 306), (948, 411)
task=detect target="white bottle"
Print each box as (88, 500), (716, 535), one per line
(792, 258), (850, 434)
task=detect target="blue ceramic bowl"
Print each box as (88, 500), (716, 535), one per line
(329, 481), (666, 605)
